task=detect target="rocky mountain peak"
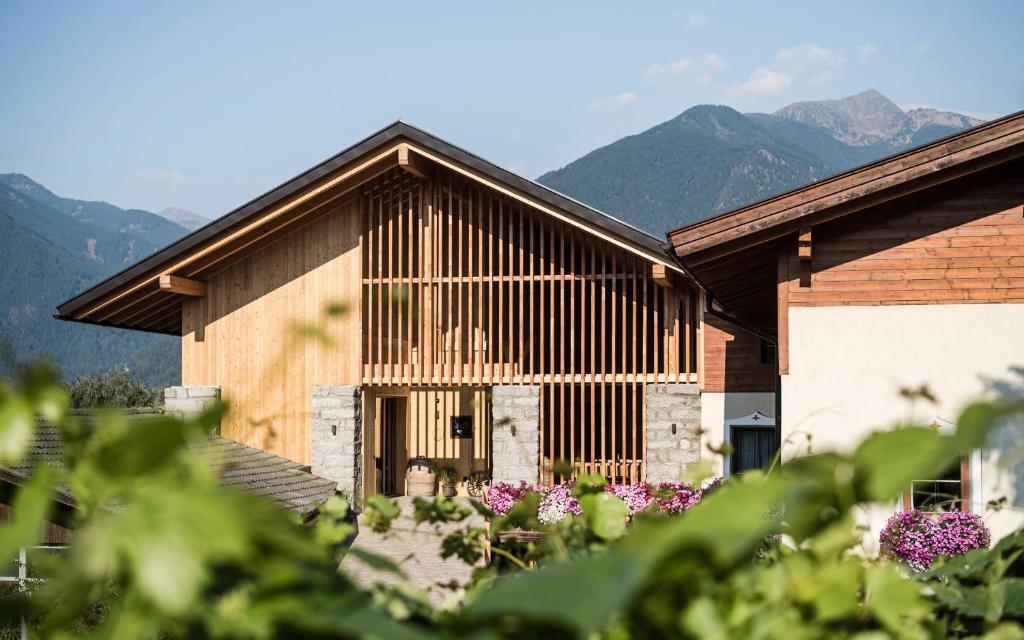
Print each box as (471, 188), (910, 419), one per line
(158, 207), (209, 231)
(774, 89), (909, 146)
(773, 89), (983, 148)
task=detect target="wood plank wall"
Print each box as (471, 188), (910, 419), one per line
(364, 387), (491, 496)
(362, 167), (700, 484)
(701, 314), (775, 393)
(182, 197), (362, 464)
(786, 162), (1024, 307)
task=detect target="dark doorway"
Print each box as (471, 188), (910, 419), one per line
(377, 397), (407, 496)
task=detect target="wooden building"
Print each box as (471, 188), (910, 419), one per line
(57, 123), (702, 496)
(669, 110), (1024, 545)
(56, 111), (1024, 544)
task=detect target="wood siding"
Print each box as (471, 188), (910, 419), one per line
(181, 161), (701, 480)
(181, 197), (362, 464)
(702, 314), (775, 393)
(785, 161), (1024, 307)
(362, 166), (700, 483)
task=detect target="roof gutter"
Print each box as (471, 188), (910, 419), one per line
(663, 244), (783, 464)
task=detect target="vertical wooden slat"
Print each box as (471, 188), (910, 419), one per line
(487, 193), (495, 384)
(569, 230), (576, 475)
(476, 185), (484, 384)
(631, 255), (639, 483)
(376, 184), (384, 384)
(610, 251), (617, 480)
(386, 177), (395, 384)
(517, 203), (525, 381)
(446, 175), (454, 385)
(558, 224), (565, 476)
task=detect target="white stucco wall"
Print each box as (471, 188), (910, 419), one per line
(783, 303), (1024, 547)
(700, 391), (776, 476)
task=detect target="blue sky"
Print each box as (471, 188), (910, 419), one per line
(1, 1), (1022, 219)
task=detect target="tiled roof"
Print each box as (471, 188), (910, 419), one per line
(5, 420), (337, 515)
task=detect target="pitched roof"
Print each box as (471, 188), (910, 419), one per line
(668, 109), (1024, 262)
(56, 121), (675, 335)
(3, 420), (337, 514)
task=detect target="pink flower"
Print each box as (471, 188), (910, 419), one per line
(880, 509), (990, 571)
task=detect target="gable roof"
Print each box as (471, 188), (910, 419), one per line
(3, 419), (337, 514)
(56, 121), (676, 335)
(668, 109), (1024, 263)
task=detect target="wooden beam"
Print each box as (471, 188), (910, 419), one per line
(670, 117), (1024, 258)
(651, 263), (689, 291)
(397, 143), (431, 179)
(798, 226), (812, 261)
(159, 275), (206, 297)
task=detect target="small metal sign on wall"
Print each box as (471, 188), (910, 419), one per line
(450, 415), (473, 439)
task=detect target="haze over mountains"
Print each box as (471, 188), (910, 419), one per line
(0, 89), (985, 387)
(539, 89), (984, 234)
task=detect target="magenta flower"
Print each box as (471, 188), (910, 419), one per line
(880, 509), (991, 572)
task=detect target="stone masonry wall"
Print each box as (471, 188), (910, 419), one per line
(491, 385), (540, 483)
(311, 385), (362, 499)
(164, 386), (221, 428)
(645, 383), (702, 483)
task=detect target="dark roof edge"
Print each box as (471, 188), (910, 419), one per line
(665, 108), (1024, 241)
(58, 121), (670, 318)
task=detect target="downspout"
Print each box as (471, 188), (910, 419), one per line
(662, 245), (783, 461)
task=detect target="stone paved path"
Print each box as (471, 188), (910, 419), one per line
(341, 497), (486, 606)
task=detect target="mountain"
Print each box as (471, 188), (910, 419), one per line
(0, 174), (189, 250)
(158, 207), (209, 231)
(774, 89), (983, 149)
(0, 175), (187, 387)
(538, 90), (984, 233)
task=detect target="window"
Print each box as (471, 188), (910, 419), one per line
(910, 461), (964, 511)
(759, 338), (776, 365)
(725, 411), (776, 476)
(0, 545), (66, 587)
(902, 418), (975, 513)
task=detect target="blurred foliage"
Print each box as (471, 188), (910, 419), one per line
(0, 358), (1022, 638)
(65, 370), (158, 409)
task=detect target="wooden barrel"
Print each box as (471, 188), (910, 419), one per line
(406, 458), (436, 496)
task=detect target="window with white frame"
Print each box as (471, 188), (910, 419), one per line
(0, 545), (66, 587)
(904, 417), (980, 513)
(725, 411), (776, 476)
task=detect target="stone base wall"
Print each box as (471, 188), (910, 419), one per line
(311, 385), (362, 499)
(645, 383), (702, 483)
(164, 386), (221, 428)
(491, 385), (540, 483)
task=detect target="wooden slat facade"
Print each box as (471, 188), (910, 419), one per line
(361, 166), (699, 484)
(175, 158), (700, 487)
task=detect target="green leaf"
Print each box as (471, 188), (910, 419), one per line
(0, 465), (54, 562)
(362, 495), (401, 533)
(464, 548), (650, 636)
(865, 564), (928, 633)
(346, 546), (406, 577)
(854, 428), (960, 502)
(0, 396), (34, 465)
(580, 493), (628, 541)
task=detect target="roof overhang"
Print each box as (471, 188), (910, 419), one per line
(57, 122), (679, 334)
(668, 109), (1024, 266)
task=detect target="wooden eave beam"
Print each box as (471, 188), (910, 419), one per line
(798, 226), (812, 261)
(397, 143), (432, 179)
(651, 263), (689, 291)
(159, 275), (206, 297)
(670, 119), (1024, 261)
(73, 144), (403, 321)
